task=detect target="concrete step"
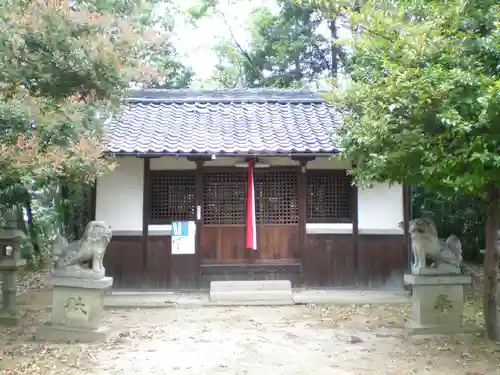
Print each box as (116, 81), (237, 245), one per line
(210, 280), (292, 292)
(209, 280), (293, 306)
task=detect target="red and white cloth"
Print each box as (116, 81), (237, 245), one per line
(245, 159), (257, 250)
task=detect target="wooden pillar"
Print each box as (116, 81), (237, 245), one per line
(187, 155), (212, 287)
(402, 184), (411, 272)
(297, 160), (307, 265)
(194, 160), (204, 286)
(352, 183), (359, 285)
(291, 155), (315, 282)
(350, 163), (359, 285)
(142, 157), (151, 284)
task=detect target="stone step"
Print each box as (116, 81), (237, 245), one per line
(209, 280), (293, 306)
(210, 280), (292, 292)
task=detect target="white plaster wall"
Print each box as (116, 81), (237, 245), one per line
(307, 184), (403, 234)
(95, 157), (144, 232)
(358, 183), (403, 234)
(95, 156), (403, 234)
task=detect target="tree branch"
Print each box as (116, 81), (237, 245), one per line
(219, 11), (265, 85)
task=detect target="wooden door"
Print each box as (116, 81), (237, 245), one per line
(199, 170), (247, 263)
(148, 170), (198, 288)
(254, 169), (300, 262)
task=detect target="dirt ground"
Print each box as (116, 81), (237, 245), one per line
(1, 294), (500, 375)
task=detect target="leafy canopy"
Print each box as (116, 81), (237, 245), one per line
(189, 0), (338, 88)
(327, 0), (500, 195)
(0, 0), (180, 193)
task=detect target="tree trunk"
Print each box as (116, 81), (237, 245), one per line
(484, 184), (500, 341)
(25, 195), (45, 268)
(60, 184), (71, 239)
(329, 17), (338, 81)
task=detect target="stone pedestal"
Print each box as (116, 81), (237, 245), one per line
(404, 274), (477, 334)
(35, 276), (113, 342)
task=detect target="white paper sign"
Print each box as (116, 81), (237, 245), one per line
(171, 221), (196, 255)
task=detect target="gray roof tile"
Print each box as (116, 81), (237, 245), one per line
(106, 89), (341, 155)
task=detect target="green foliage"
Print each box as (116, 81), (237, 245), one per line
(0, 0), (150, 190)
(241, 2), (334, 88)
(329, 0), (500, 194)
(0, 0), (193, 264)
(21, 194), (58, 268)
(0, 0), (192, 189)
(191, 0), (341, 88)
(412, 185), (486, 261)
(187, 0), (219, 20)
(327, 0), (500, 339)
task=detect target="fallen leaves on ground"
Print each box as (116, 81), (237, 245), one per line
(310, 303), (411, 330)
(307, 296), (500, 374)
(1, 343), (97, 375)
(0, 270), (48, 299)
(1, 267), (499, 374)
(0, 311), (92, 374)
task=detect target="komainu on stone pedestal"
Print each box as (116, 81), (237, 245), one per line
(400, 218), (462, 275)
(35, 221), (113, 343)
(51, 221), (112, 280)
(403, 274), (475, 335)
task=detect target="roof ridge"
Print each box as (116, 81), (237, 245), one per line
(124, 88), (330, 104)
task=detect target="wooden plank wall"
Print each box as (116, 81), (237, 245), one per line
(303, 234), (356, 287)
(199, 225), (300, 263)
(257, 225), (300, 261)
(199, 225), (246, 262)
(104, 235), (198, 289)
(105, 234), (407, 289)
(303, 233), (407, 288)
(103, 236), (143, 288)
(357, 235), (408, 287)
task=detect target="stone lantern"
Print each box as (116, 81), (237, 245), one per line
(0, 208), (26, 325)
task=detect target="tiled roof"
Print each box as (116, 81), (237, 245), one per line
(105, 89), (341, 155)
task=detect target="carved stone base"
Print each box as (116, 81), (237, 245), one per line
(35, 323), (111, 343)
(405, 320), (480, 335)
(51, 265), (105, 280)
(404, 274), (475, 335)
(412, 265), (461, 276)
(35, 276), (113, 343)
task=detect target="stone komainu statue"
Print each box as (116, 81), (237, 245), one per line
(400, 218), (462, 275)
(51, 221), (112, 279)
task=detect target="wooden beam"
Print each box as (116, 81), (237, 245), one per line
(290, 155), (316, 164)
(135, 155), (161, 159)
(142, 158), (151, 284)
(187, 155), (213, 163)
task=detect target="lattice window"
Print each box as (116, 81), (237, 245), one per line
(203, 171), (247, 224)
(307, 170), (352, 223)
(255, 170), (299, 224)
(150, 171), (196, 223)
